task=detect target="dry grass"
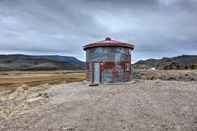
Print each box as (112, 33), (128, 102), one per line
(0, 70), (86, 91)
(1, 69), (196, 91)
(134, 69), (197, 81)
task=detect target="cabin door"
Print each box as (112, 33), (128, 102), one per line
(94, 63), (100, 83)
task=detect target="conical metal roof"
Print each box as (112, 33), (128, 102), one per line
(83, 37), (134, 50)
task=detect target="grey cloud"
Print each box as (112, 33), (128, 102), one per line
(0, 0), (197, 61)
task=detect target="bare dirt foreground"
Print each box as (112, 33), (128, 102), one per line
(1, 80), (197, 131)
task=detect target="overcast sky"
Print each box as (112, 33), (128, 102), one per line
(0, 0), (197, 61)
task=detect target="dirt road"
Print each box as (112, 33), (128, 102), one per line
(0, 80), (197, 131)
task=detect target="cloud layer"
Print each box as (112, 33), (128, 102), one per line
(0, 0), (197, 61)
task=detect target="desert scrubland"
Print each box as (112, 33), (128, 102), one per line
(134, 69), (197, 81)
(0, 70), (85, 91)
(0, 70), (197, 131)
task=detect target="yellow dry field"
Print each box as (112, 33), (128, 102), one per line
(0, 70), (86, 91)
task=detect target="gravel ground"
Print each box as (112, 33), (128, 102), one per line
(0, 80), (197, 131)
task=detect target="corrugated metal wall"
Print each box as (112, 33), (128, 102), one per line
(86, 47), (130, 62)
(86, 47), (132, 83)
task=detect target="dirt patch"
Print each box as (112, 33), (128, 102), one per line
(0, 80), (197, 131)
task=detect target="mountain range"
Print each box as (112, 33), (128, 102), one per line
(0, 54), (85, 71)
(0, 54), (196, 71)
(134, 55), (197, 70)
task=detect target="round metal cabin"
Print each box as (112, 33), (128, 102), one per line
(83, 37), (134, 84)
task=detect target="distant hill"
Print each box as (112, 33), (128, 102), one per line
(0, 54), (85, 71)
(134, 55), (197, 70)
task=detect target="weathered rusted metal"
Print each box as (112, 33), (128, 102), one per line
(83, 37), (134, 84)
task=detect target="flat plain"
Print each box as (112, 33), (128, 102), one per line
(0, 70), (86, 91)
(0, 70), (197, 131)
